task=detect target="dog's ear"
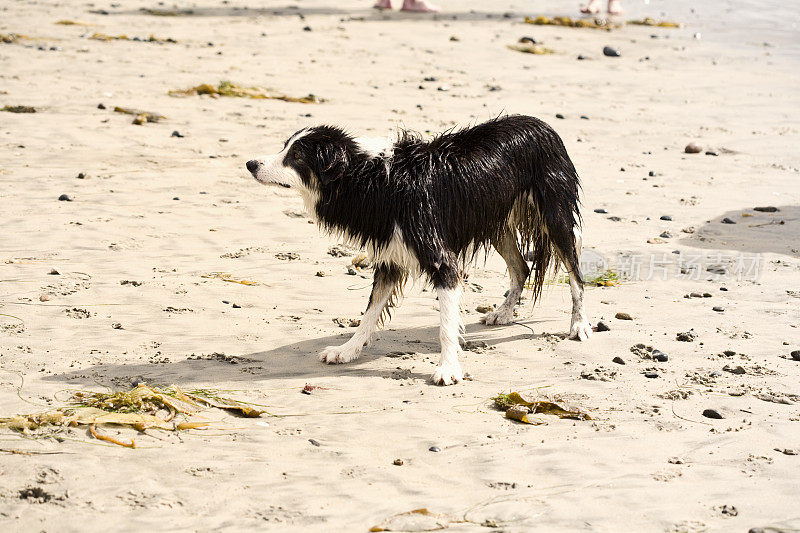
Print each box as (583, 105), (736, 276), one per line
(315, 144), (348, 186)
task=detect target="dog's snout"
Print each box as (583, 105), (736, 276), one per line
(246, 160), (260, 174)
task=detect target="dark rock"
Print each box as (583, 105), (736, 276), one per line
(649, 171), (656, 177)
(608, 216), (622, 222)
(652, 350), (668, 362)
(594, 208), (608, 214)
(555, 113), (565, 119)
(723, 365), (745, 374)
(705, 150), (719, 156)
(308, 438), (321, 446)
(753, 206), (779, 213)
(612, 356), (625, 365)
(615, 312), (633, 321)
(58, 194), (72, 202)
(660, 231), (672, 239)
(48, 268), (60, 275)
(393, 459), (404, 466)
(660, 215), (672, 221)
(790, 350), (800, 361)
(519, 36), (537, 44)
(596, 321), (611, 332)
(76, 172), (86, 179)
(721, 217), (736, 224)
(603, 46), (620, 57)
(171, 130), (184, 138)
(303, 26), (312, 31)
(712, 306), (724, 312)
(232, 303), (241, 308)
(684, 142), (703, 154)
(676, 330), (697, 342)
(577, 54), (586, 60)
(720, 287), (728, 291)
(702, 408), (723, 419)
(172, 197), (179, 200)
(580, 115), (589, 120)
(429, 446), (441, 452)
(703, 293), (712, 298)
(644, 372), (658, 378)
(97, 103), (106, 109)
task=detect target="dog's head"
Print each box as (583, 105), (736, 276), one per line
(246, 126), (362, 192)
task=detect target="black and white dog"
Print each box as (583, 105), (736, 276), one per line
(246, 115), (591, 385)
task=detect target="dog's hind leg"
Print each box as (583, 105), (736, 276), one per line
(481, 229), (530, 326)
(319, 264), (404, 364)
(552, 225), (592, 341)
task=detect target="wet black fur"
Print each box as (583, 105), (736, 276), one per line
(282, 115), (583, 297)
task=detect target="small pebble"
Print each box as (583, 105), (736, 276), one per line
(659, 231), (672, 239)
(668, 457), (684, 464)
(39, 294), (51, 301)
(612, 356), (625, 365)
(58, 194), (72, 202)
(652, 350), (668, 362)
(308, 439), (321, 447)
(97, 103), (106, 109)
(222, 300), (230, 304)
(76, 172), (87, 179)
(644, 372), (658, 378)
(393, 459), (404, 466)
(721, 217), (736, 224)
(602, 46), (620, 57)
(576, 54), (585, 60)
(555, 113), (565, 119)
(171, 130), (184, 138)
(705, 150), (718, 156)
(48, 268), (60, 275)
(593, 208), (608, 214)
(789, 350), (800, 361)
(753, 206), (779, 213)
(676, 330), (697, 342)
(315, 271), (325, 277)
(112, 323), (123, 329)
(775, 448), (797, 456)
(173, 197), (179, 200)
(429, 446), (441, 452)
(615, 312), (633, 321)
(684, 142), (703, 154)
(232, 303), (241, 308)
(649, 171), (656, 177)
(660, 215), (672, 221)
(702, 408), (723, 419)
(712, 306), (724, 312)
(580, 115), (589, 120)
(596, 321), (611, 332)
(303, 26), (312, 31)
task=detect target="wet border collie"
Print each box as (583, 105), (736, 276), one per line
(246, 115), (591, 385)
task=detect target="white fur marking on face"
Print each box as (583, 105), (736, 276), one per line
(251, 129), (310, 188)
(432, 285), (464, 385)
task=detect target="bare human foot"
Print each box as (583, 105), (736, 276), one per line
(401, 0), (440, 12)
(374, 0), (394, 8)
(607, 0), (624, 15)
(580, 0), (602, 14)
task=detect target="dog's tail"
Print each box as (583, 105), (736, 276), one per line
(514, 120), (583, 303)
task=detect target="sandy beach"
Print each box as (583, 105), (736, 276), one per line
(1, 0), (799, 531)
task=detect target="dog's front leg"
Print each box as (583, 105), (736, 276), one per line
(319, 265), (400, 364)
(431, 283), (464, 385)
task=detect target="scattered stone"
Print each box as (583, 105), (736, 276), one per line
(393, 459), (404, 466)
(112, 322), (123, 329)
(596, 321), (611, 332)
(753, 206), (779, 213)
(2, 105), (36, 113)
(612, 356), (625, 365)
(302, 26), (312, 32)
(602, 46), (620, 57)
(721, 217), (736, 224)
(308, 438), (321, 446)
(58, 194), (72, 202)
(774, 448), (797, 456)
(519, 36), (537, 44)
(615, 312), (633, 321)
(333, 317), (360, 328)
(712, 306), (725, 312)
(171, 130), (184, 138)
(594, 208), (608, 214)
(684, 142), (702, 154)
(660, 215), (672, 221)
(65, 308), (91, 319)
(790, 350), (800, 361)
(644, 372), (659, 378)
(476, 304), (493, 313)
(97, 103), (106, 109)
(232, 303), (241, 308)
(555, 113), (565, 119)
(718, 505), (737, 517)
(668, 457), (684, 464)
(48, 268), (60, 275)
(76, 172), (87, 179)
(315, 271), (325, 277)
(120, 280), (142, 286)
(676, 330), (697, 342)
(659, 231), (672, 239)
(702, 408), (723, 419)
(275, 252), (300, 261)
(39, 294), (51, 302)
(580, 115), (589, 120)
(346, 266), (358, 276)
(428, 446), (441, 452)
(723, 365), (746, 375)
(577, 54), (586, 60)
(608, 216), (622, 222)
(653, 350), (669, 362)
(705, 150), (718, 156)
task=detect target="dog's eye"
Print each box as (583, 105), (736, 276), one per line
(292, 152), (302, 160)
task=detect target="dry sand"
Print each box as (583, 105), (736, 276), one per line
(1, 0), (799, 531)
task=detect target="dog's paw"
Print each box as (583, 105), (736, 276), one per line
(569, 318), (593, 341)
(431, 360), (463, 386)
(480, 308), (514, 326)
(319, 343), (362, 364)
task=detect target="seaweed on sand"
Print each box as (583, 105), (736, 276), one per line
(169, 81), (322, 103)
(492, 391), (591, 424)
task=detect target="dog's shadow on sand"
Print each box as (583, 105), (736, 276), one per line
(43, 321), (550, 387)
